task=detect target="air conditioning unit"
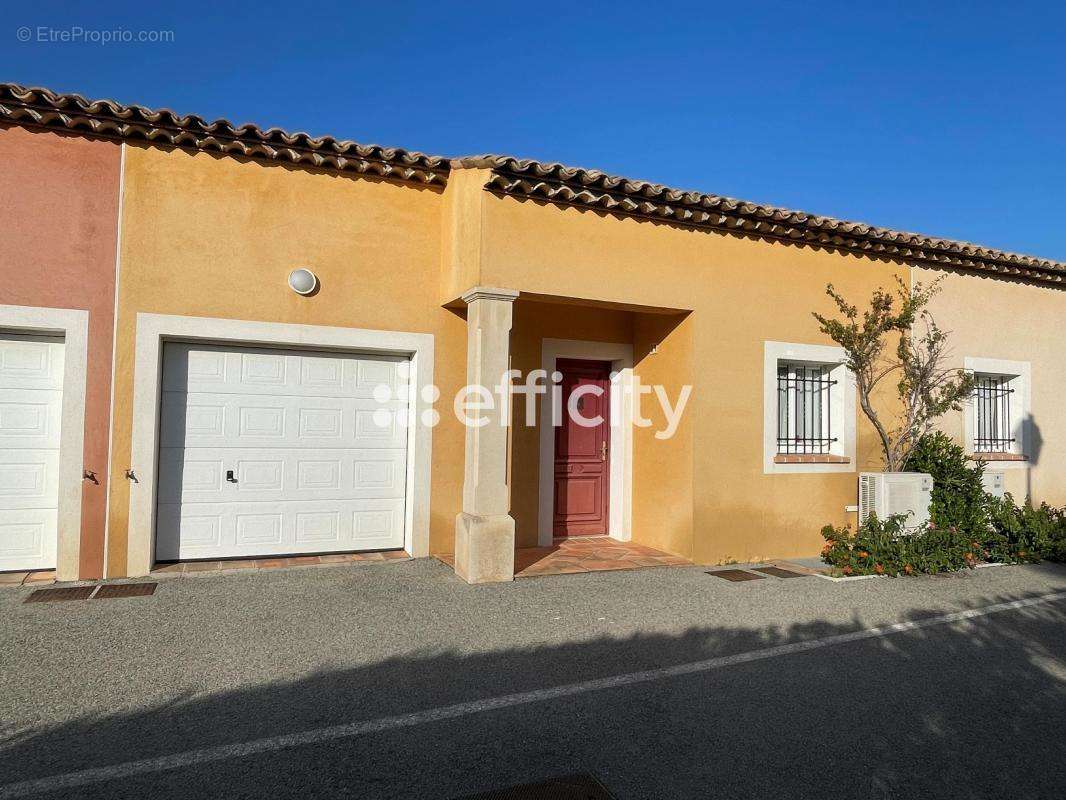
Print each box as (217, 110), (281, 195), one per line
(981, 470), (1006, 498)
(858, 472), (933, 529)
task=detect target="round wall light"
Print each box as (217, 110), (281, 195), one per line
(288, 268), (318, 296)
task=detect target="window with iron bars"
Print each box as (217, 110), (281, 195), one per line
(973, 373), (1015, 452)
(777, 362), (837, 454)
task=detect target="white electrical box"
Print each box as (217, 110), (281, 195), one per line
(981, 470), (1006, 499)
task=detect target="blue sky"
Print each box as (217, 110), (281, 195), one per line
(4, 1), (1065, 259)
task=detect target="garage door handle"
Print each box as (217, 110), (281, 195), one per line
(226, 470), (237, 483)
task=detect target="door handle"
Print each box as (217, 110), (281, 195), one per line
(226, 470), (238, 483)
(601, 441), (608, 462)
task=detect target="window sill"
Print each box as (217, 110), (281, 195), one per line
(774, 454), (851, 465)
(969, 452), (1028, 462)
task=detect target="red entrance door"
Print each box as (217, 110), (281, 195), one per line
(553, 359), (611, 537)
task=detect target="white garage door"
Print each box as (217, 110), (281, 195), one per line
(0, 334), (63, 572)
(155, 342), (410, 562)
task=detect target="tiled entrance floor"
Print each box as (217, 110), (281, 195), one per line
(436, 536), (690, 578)
(0, 570), (56, 587)
(152, 550), (411, 577)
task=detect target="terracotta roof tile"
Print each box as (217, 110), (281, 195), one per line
(455, 155), (1066, 286)
(0, 83), (449, 186)
(2, 83), (1062, 285)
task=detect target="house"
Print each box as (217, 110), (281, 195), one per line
(1, 83), (1063, 584)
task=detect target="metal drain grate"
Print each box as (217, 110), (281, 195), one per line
(24, 586), (95, 604)
(456, 774), (615, 800)
(94, 582), (157, 599)
(752, 566), (807, 579)
(706, 569), (766, 582)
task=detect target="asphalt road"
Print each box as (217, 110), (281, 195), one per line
(1, 559), (1064, 799)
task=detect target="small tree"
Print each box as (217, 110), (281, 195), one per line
(813, 276), (974, 472)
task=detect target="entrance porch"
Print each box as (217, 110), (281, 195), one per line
(452, 287), (692, 583)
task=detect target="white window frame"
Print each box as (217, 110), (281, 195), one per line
(763, 341), (855, 474)
(963, 357), (1030, 468)
(126, 313), (435, 576)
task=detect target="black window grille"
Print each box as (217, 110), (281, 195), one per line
(973, 374), (1015, 452)
(777, 362), (836, 454)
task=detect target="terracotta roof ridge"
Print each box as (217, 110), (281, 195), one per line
(0, 82), (450, 186)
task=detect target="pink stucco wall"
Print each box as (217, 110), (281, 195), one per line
(0, 124), (121, 579)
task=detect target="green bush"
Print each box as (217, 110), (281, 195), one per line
(821, 432), (1066, 576)
(903, 432), (988, 542)
(821, 514), (976, 577)
(1049, 517), (1066, 563)
(985, 494), (1064, 563)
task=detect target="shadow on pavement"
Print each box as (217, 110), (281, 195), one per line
(1, 590), (1064, 799)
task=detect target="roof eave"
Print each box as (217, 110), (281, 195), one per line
(0, 83), (450, 187)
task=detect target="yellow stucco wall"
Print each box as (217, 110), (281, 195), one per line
(106, 145), (466, 576)
(917, 267), (1066, 507)
(440, 168), (492, 305)
(631, 313), (695, 558)
(108, 149), (1064, 575)
(476, 192), (903, 563)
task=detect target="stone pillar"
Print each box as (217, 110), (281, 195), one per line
(454, 287), (519, 583)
